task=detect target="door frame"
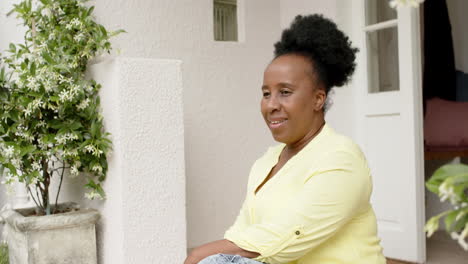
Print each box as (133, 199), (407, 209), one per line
(350, 1), (426, 262)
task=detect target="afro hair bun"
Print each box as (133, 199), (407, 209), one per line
(274, 14), (358, 90)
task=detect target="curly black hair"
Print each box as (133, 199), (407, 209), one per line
(274, 14), (358, 93)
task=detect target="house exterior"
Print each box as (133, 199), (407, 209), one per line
(1, 0), (467, 263)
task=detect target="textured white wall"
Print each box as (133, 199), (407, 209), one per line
(0, 0), (24, 51)
(447, 0), (468, 73)
(58, 58), (187, 264)
(280, 0), (338, 29)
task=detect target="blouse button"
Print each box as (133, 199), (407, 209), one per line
(295, 230), (301, 235)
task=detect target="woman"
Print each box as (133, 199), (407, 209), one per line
(184, 14), (386, 264)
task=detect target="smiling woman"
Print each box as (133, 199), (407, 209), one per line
(184, 14), (386, 264)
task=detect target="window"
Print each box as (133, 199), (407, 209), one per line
(213, 0), (238, 41)
(365, 0), (399, 93)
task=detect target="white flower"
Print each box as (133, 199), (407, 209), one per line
(55, 133), (79, 145)
(0, 173), (14, 185)
(27, 76), (41, 91)
(77, 98), (90, 110)
(450, 224), (468, 251)
(36, 120), (46, 128)
(85, 84), (94, 93)
(84, 190), (103, 200)
(31, 162), (42, 171)
(11, 158), (22, 168)
(438, 181), (459, 205)
(70, 18), (82, 28)
(4, 146), (15, 158)
(84, 144), (103, 157)
(43, 79), (55, 92)
(15, 78), (25, 87)
(389, 0), (425, 9)
(70, 60), (79, 68)
(28, 177), (39, 186)
(27, 99), (44, 113)
(24, 108), (33, 117)
(40, 8), (52, 18)
(91, 165), (102, 173)
(74, 32), (85, 42)
(425, 217), (439, 238)
(63, 149), (79, 158)
(70, 165), (79, 177)
(58, 89), (73, 102)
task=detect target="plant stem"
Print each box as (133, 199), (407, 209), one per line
(53, 164), (65, 214)
(27, 186), (43, 211)
(41, 159), (50, 215)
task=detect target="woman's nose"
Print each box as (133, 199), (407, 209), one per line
(266, 94), (280, 112)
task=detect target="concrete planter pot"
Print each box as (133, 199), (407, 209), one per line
(0, 202), (100, 264)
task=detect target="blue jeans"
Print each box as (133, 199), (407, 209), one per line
(198, 253), (267, 264)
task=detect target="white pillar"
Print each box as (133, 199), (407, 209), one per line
(85, 57), (187, 264)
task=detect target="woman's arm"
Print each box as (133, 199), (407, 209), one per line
(184, 239), (260, 264)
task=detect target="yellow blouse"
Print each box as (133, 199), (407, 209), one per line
(224, 124), (386, 264)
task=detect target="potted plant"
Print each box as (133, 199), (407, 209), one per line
(0, 0), (123, 263)
(425, 163), (468, 251)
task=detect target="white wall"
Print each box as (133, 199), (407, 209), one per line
(0, 0), (24, 52)
(447, 0), (468, 73)
(57, 58), (187, 264)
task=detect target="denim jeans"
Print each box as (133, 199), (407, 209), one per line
(198, 253), (267, 264)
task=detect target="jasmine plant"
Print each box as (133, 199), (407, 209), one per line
(425, 163), (468, 251)
(0, 0), (123, 215)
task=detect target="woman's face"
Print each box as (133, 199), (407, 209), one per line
(261, 54), (326, 145)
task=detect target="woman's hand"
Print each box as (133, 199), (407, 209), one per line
(183, 239), (260, 264)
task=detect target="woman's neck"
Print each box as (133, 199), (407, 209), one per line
(285, 118), (326, 156)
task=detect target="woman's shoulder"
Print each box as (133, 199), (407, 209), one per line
(318, 125), (366, 161)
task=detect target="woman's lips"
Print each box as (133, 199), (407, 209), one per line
(268, 119), (287, 129)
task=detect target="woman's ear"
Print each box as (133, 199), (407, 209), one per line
(314, 89), (326, 111)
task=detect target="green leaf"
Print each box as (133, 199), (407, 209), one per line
(69, 121), (83, 130)
(453, 214), (468, 232)
(110, 29), (126, 37)
(90, 121), (100, 137)
(87, 6), (95, 16)
(444, 210), (459, 231)
(99, 25), (108, 38)
(426, 181), (439, 194)
(426, 164), (468, 194)
(9, 43), (16, 53)
(30, 62), (36, 75)
(430, 164), (468, 182)
(43, 52), (54, 64)
(4, 163), (17, 175)
(20, 145), (36, 157)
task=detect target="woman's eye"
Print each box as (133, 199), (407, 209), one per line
(262, 91), (270, 97)
(280, 90), (291, 95)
